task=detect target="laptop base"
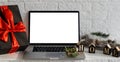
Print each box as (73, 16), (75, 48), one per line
(23, 46), (85, 60)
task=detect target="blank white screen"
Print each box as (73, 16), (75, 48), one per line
(30, 12), (79, 43)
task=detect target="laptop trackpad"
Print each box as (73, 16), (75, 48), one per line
(46, 52), (65, 57)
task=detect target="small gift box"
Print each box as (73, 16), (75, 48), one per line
(0, 5), (29, 54)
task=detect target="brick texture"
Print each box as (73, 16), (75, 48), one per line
(0, 0), (120, 43)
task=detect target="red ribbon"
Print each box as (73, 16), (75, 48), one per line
(0, 6), (26, 53)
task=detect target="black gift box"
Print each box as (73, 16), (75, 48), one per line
(0, 5), (29, 54)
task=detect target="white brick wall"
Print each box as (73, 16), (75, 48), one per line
(1, 0), (120, 43)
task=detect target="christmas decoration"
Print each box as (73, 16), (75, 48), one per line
(80, 33), (120, 57)
(103, 44), (112, 55)
(65, 47), (79, 57)
(76, 41), (84, 52)
(91, 32), (109, 38)
(112, 46), (120, 57)
(89, 43), (96, 53)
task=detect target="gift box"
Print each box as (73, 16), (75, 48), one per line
(0, 5), (29, 54)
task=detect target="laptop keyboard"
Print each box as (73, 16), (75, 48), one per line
(33, 47), (73, 52)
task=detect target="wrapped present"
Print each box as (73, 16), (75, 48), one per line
(0, 5), (29, 54)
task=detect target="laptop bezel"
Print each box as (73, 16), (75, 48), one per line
(28, 11), (80, 45)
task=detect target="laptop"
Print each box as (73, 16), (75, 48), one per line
(24, 11), (85, 60)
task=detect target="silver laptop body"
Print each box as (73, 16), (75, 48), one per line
(24, 11), (85, 60)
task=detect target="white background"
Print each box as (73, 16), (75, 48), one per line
(3, 0), (120, 43)
(30, 13), (78, 43)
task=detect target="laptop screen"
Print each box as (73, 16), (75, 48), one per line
(29, 11), (79, 44)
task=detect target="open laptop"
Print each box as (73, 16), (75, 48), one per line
(24, 11), (85, 60)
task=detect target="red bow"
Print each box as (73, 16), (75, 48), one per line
(0, 6), (26, 53)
